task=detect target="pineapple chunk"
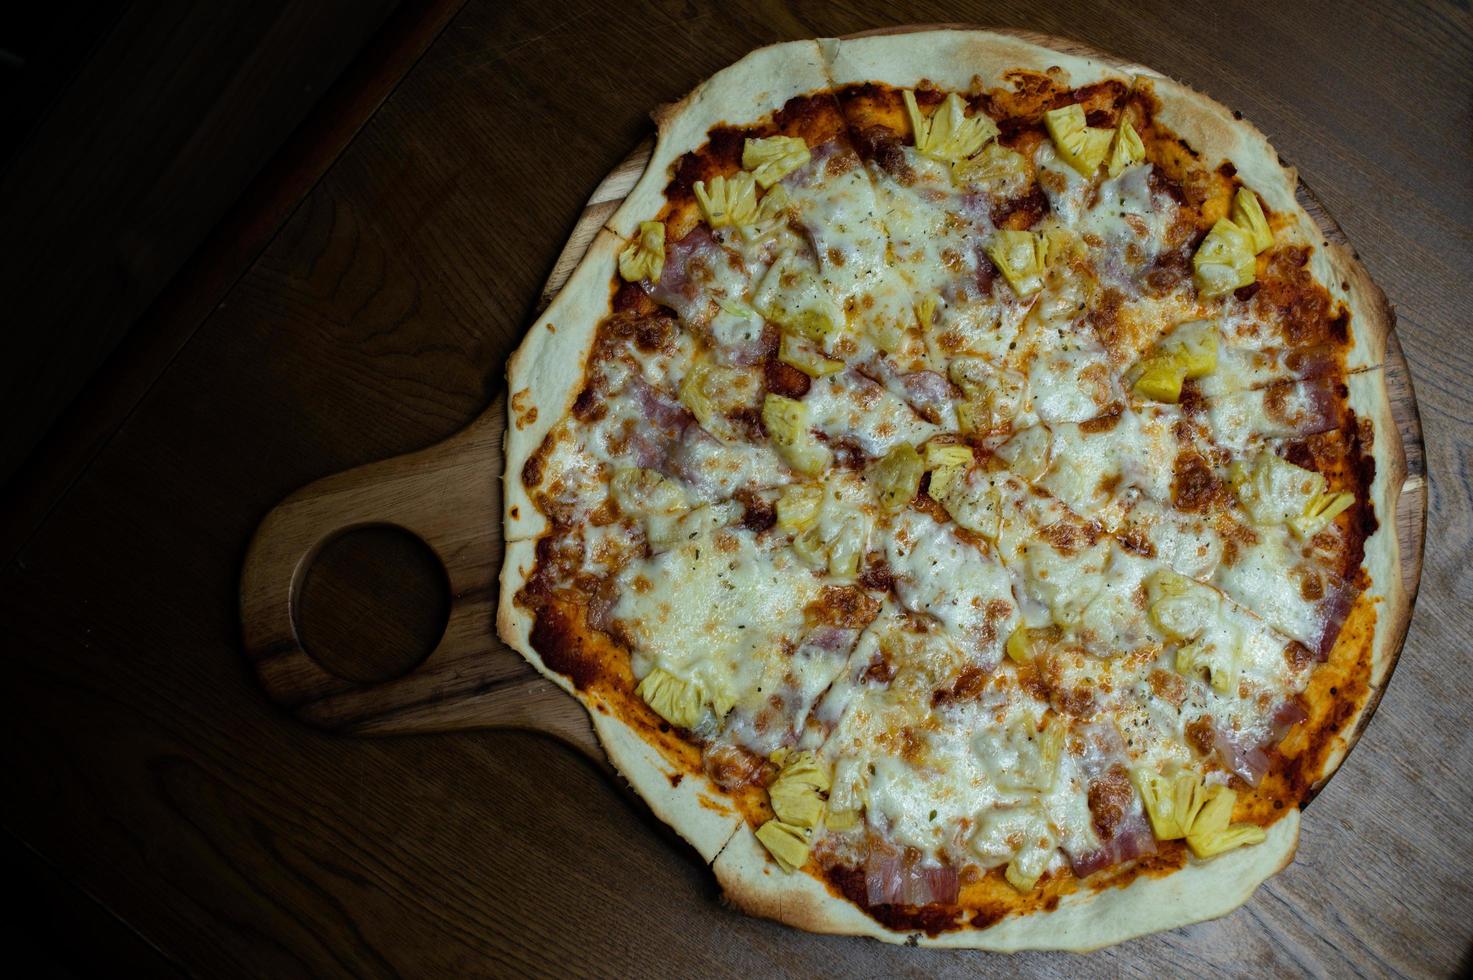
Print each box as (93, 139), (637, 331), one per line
(868, 443), (924, 512)
(1188, 782), (1236, 838)
(636, 668), (706, 729)
(1133, 769), (1230, 842)
(610, 467), (688, 519)
(776, 482), (823, 531)
(1146, 570), (1217, 641)
(976, 714), (1064, 793)
(864, 313), (908, 354)
(952, 141), (1030, 195)
(904, 90), (999, 163)
(996, 425), (1051, 481)
(791, 523), (829, 569)
(914, 293), (938, 329)
(645, 501), (742, 553)
(1004, 857), (1045, 893)
(1236, 453), (1327, 526)
(935, 473), (1003, 540)
(617, 220), (665, 283)
(1175, 636), (1239, 694)
(678, 362), (721, 436)
(693, 171), (758, 228)
(1193, 218), (1256, 296)
(1187, 823), (1268, 858)
(1043, 104), (1112, 176)
(1133, 770), (1190, 840)
(1107, 118), (1145, 178)
(927, 464), (964, 500)
(1133, 768), (1265, 857)
(794, 513), (868, 578)
(1231, 187), (1274, 254)
(768, 751), (830, 829)
(790, 493), (870, 579)
(1290, 490), (1355, 539)
(1131, 322), (1218, 402)
(755, 819), (811, 872)
(985, 230), (1049, 297)
(754, 255), (843, 345)
(924, 442), (974, 470)
(779, 332), (845, 377)
(743, 136), (811, 188)
(736, 183), (794, 242)
(1145, 320), (1219, 380)
(970, 804), (1056, 892)
(825, 515), (867, 579)
(1132, 355), (1186, 403)
(679, 361), (760, 443)
(762, 394), (832, 476)
(1005, 625), (1032, 663)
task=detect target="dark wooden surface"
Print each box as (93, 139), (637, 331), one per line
(0, 0), (404, 490)
(2, 0), (1470, 975)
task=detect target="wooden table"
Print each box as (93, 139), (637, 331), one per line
(3, 0), (1469, 975)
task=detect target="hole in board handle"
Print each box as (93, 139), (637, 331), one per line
(295, 524), (450, 684)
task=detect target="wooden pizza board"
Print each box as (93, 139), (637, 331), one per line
(239, 28), (1426, 794)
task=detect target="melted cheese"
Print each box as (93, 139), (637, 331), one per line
(1212, 529), (1325, 647)
(886, 510), (1018, 659)
(611, 527), (821, 724)
(1033, 141), (1093, 225)
(804, 370), (938, 457)
(525, 86), (1358, 886)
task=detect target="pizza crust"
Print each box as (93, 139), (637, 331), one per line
(1140, 76), (1392, 370)
(602, 39), (831, 242)
(496, 539), (745, 861)
(824, 28), (1132, 94)
(496, 28), (1407, 950)
(1305, 367), (1407, 793)
(714, 812), (1299, 950)
(503, 229), (623, 543)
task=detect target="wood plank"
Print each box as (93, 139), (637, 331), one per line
(0, 0), (471, 563)
(2, 0), (1469, 974)
(0, 0), (402, 491)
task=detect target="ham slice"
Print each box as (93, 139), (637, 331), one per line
(1209, 699), (1311, 787)
(621, 377), (692, 473)
(1068, 819), (1157, 879)
(899, 369), (953, 424)
(1066, 724), (1158, 878)
(646, 225), (738, 328)
(857, 355), (955, 425)
(864, 848), (960, 907)
(722, 626), (859, 756)
(1208, 377), (1340, 449)
(1211, 725), (1273, 786)
(1314, 582), (1356, 661)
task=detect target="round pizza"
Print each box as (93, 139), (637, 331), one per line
(497, 30), (1406, 950)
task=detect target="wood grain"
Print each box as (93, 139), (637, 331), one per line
(3, 0), (1470, 976)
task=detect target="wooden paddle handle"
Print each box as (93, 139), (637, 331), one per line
(239, 393), (601, 759)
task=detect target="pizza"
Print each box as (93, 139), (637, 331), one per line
(497, 30), (1405, 950)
